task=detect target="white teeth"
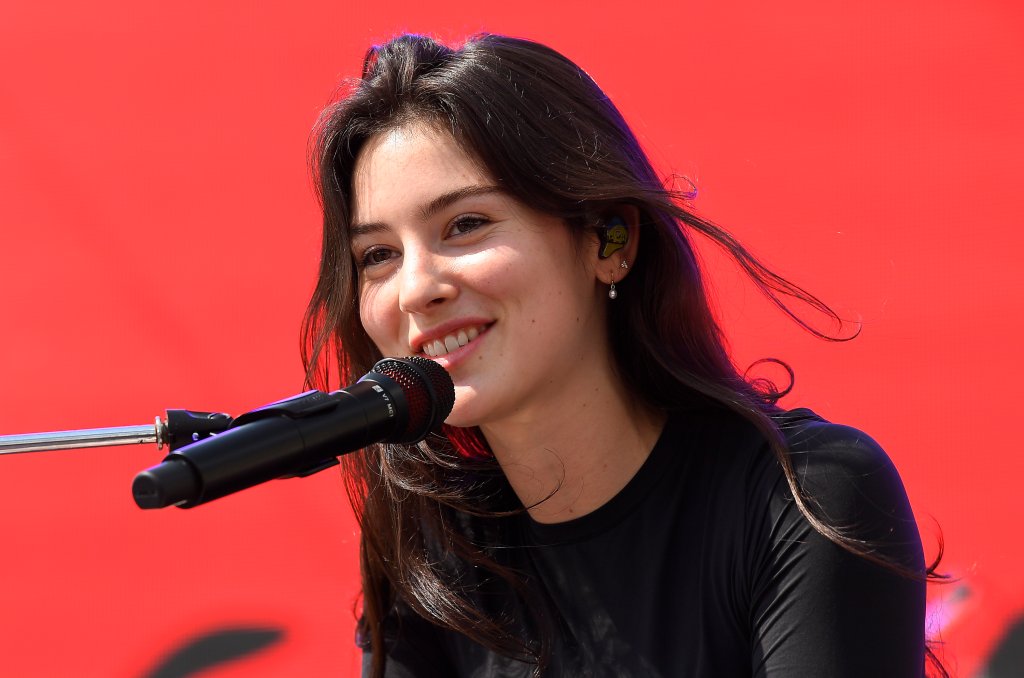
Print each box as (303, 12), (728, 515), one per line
(420, 326), (484, 357)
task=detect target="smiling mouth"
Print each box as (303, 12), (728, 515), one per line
(420, 325), (486, 358)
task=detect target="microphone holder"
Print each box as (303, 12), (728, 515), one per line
(0, 410), (233, 455)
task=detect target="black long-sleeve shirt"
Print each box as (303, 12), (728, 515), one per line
(364, 408), (926, 677)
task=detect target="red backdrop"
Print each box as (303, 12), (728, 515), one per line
(1, 2), (1021, 676)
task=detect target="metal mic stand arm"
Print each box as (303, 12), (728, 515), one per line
(0, 410), (233, 455)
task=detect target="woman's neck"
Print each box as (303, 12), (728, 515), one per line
(479, 372), (666, 524)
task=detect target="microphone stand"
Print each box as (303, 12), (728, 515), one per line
(0, 410), (233, 455)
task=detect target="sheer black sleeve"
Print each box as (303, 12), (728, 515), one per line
(747, 418), (927, 677)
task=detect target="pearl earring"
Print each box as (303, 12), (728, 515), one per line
(609, 259), (628, 299)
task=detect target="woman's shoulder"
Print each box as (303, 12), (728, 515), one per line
(678, 406), (917, 545)
(771, 408), (911, 514)
(685, 406), (895, 477)
(665, 406), (911, 503)
(776, 408), (890, 466)
(736, 408), (922, 566)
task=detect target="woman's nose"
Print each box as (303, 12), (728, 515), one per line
(397, 248), (457, 314)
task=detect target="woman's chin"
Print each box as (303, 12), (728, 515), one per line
(443, 410), (481, 429)
(442, 391), (487, 429)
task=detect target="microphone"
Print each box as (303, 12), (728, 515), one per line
(131, 356), (454, 509)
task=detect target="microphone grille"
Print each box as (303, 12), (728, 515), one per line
(370, 356), (455, 442)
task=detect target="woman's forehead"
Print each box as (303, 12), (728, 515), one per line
(351, 121), (495, 222)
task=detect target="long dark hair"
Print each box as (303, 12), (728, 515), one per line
(303, 33), (944, 677)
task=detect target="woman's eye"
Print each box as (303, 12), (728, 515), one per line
(449, 215), (489, 236)
(358, 247), (397, 268)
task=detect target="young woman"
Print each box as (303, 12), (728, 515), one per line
(304, 33), (936, 677)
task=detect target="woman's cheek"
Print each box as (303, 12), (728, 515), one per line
(358, 285), (395, 353)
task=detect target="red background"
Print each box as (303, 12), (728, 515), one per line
(1, 2), (1021, 676)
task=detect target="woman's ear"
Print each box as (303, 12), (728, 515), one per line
(595, 205), (640, 284)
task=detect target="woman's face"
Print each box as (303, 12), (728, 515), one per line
(350, 122), (613, 429)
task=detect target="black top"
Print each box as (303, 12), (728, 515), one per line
(364, 408), (926, 677)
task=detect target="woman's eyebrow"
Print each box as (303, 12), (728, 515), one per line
(349, 221), (388, 238)
(350, 184), (504, 238)
(419, 184), (504, 220)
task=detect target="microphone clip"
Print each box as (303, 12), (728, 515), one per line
(221, 391), (345, 478)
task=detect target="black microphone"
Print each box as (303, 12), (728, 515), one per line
(132, 356), (454, 509)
